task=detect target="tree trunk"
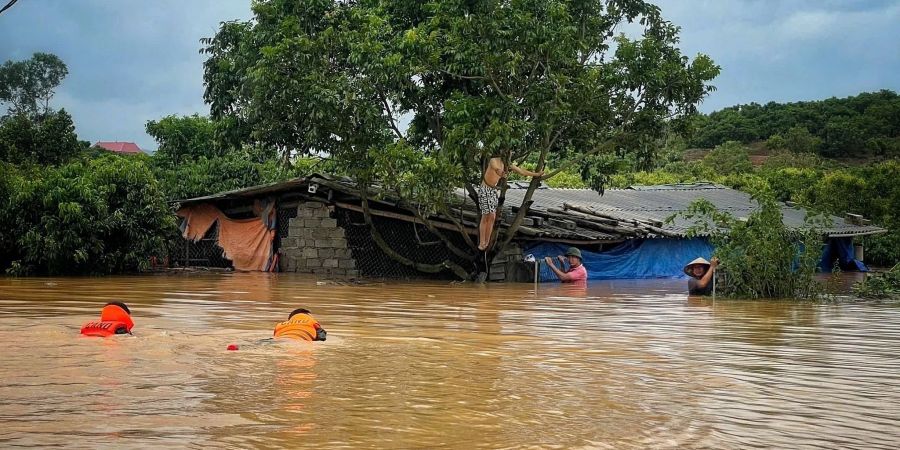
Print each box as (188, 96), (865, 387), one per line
(360, 192), (470, 280)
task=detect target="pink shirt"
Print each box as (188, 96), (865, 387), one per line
(565, 264), (587, 282)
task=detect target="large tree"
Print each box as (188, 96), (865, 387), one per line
(0, 109), (83, 165)
(0, 53), (85, 165)
(146, 114), (225, 167)
(0, 52), (68, 118)
(202, 0), (719, 278)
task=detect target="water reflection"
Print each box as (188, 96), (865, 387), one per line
(0, 273), (898, 449)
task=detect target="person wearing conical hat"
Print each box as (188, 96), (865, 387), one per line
(685, 256), (719, 295)
(544, 247), (588, 283)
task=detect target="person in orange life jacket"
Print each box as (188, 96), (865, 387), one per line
(273, 308), (327, 341)
(80, 301), (134, 337)
(544, 247), (588, 283)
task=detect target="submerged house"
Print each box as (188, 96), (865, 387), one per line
(173, 175), (885, 281)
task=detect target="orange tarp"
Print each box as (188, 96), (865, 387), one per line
(176, 202), (276, 272)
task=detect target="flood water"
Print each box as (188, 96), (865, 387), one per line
(1, 273), (899, 449)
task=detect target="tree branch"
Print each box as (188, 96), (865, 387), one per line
(377, 89), (404, 140)
(541, 137), (619, 180)
(439, 192), (479, 250)
(400, 199), (477, 262)
(438, 69), (487, 81)
(360, 192), (469, 279)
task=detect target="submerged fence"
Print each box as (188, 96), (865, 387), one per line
(172, 202), (479, 279)
(171, 221), (231, 269)
(335, 208), (475, 279)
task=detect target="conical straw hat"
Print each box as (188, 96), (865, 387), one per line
(683, 257), (711, 277)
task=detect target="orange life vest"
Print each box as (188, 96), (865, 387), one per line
(80, 321), (131, 337)
(80, 304), (134, 337)
(273, 314), (326, 341)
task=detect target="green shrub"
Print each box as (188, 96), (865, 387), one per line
(541, 169), (587, 188)
(152, 149), (298, 200)
(761, 167), (819, 203)
(760, 150), (829, 171)
(811, 171), (869, 216)
(5, 154), (175, 275)
(702, 141), (753, 175)
(678, 194), (824, 299)
(853, 264), (900, 299)
(782, 126), (822, 154)
(0, 110), (85, 165)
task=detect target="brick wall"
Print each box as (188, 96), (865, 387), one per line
(279, 202), (358, 278)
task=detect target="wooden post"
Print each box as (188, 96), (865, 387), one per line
(712, 271), (717, 303)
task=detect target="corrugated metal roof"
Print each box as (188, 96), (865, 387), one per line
(176, 178), (886, 241)
(502, 183), (885, 237)
(173, 174), (354, 205)
(174, 178), (310, 204)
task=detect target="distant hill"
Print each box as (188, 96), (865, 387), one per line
(689, 90), (900, 159)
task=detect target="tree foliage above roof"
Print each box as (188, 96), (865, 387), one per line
(200, 0), (719, 275)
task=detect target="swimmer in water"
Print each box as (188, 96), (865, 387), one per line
(80, 301), (134, 337)
(273, 308), (327, 342)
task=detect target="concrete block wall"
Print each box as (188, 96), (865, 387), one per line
(489, 244), (525, 282)
(279, 202), (359, 278)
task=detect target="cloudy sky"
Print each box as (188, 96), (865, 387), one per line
(1, 0), (898, 151)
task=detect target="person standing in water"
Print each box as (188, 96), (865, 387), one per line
(476, 155), (543, 251)
(544, 247), (588, 283)
(684, 257), (719, 295)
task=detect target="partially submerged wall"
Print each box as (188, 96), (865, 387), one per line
(278, 201), (531, 281)
(279, 202), (359, 278)
(489, 244), (531, 282)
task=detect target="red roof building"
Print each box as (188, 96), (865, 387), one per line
(95, 141), (143, 155)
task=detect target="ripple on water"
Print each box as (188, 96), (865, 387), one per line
(0, 273), (898, 449)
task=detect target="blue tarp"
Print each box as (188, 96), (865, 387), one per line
(525, 236), (867, 283)
(525, 238), (714, 282)
(819, 237), (867, 272)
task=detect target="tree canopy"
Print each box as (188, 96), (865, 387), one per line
(202, 0), (719, 275)
(0, 53), (88, 166)
(0, 52), (68, 118)
(691, 90), (900, 158)
(0, 109), (84, 165)
(146, 114), (225, 167)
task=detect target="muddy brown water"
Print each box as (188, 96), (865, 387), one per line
(1, 273), (899, 449)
